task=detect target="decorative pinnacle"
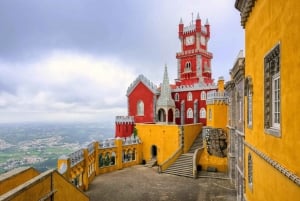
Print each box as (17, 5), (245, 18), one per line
(197, 13), (200, 20)
(179, 18), (183, 24)
(205, 18), (209, 25)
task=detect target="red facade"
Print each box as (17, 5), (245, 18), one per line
(127, 81), (156, 123)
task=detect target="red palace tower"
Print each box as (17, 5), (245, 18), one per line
(116, 14), (221, 137)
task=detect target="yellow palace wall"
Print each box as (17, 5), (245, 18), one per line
(244, 0), (300, 200)
(206, 103), (227, 130)
(135, 123), (202, 165)
(136, 124), (181, 165)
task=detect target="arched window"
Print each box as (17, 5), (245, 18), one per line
(187, 92), (193, 101)
(199, 108), (206, 118)
(175, 108), (180, 118)
(248, 153), (253, 188)
(185, 61), (191, 72)
(201, 91), (206, 100)
(187, 108), (193, 118)
(175, 93), (179, 101)
(137, 100), (144, 116)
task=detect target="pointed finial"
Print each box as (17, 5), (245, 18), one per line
(179, 18), (183, 24)
(197, 13), (200, 20)
(205, 18), (209, 25)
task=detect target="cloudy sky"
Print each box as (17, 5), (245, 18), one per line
(0, 0), (244, 123)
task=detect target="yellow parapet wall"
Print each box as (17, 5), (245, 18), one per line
(0, 167), (39, 196)
(57, 138), (142, 191)
(0, 169), (89, 201)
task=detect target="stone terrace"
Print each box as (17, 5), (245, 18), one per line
(86, 165), (236, 201)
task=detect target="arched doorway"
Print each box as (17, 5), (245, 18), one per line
(158, 109), (166, 122)
(168, 108), (174, 123)
(151, 145), (157, 159)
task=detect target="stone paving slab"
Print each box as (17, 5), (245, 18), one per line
(86, 165), (236, 201)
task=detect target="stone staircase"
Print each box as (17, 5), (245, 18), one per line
(145, 158), (157, 168)
(163, 133), (203, 178)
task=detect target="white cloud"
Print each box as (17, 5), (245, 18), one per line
(0, 50), (136, 122)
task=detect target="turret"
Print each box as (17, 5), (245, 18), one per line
(205, 19), (210, 38)
(217, 76), (225, 92)
(115, 116), (135, 138)
(178, 18), (184, 38)
(196, 13), (201, 32)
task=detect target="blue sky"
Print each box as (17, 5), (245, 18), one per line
(0, 0), (244, 123)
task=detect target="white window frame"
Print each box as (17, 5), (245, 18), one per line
(187, 92), (193, 101)
(175, 108), (180, 118)
(137, 100), (144, 116)
(187, 108), (193, 118)
(272, 73), (280, 129)
(201, 91), (206, 100)
(199, 108), (206, 118)
(248, 90), (253, 127)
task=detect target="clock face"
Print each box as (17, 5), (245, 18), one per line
(185, 36), (194, 46)
(200, 36), (206, 45)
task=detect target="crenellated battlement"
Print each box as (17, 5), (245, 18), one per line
(115, 116), (134, 124)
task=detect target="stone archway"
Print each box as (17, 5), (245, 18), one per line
(158, 108), (166, 122)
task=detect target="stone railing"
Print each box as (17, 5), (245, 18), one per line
(69, 149), (84, 167)
(206, 91), (227, 105)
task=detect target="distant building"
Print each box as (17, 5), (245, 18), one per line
(235, 0), (300, 200)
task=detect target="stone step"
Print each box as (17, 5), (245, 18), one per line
(162, 131), (203, 178)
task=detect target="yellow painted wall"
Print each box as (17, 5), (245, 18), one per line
(53, 171), (89, 201)
(244, 0), (300, 200)
(183, 124), (202, 153)
(245, 148), (300, 201)
(0, 170), (89, 201)
(1, 174), (52, 201)
(0, 167), (39, 195)
(136, 124), (180, 165)
(207, 103), (227, 130)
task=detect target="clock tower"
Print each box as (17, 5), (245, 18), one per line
(176, 13), (213, 86)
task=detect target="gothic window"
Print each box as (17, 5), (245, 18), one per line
(248, 153), (253, 188)
(201, 91), (206, 100)
(175, 93), (179, 101)
(185, 61), (191, 72)
(137, 100), (144, 116)
(187, 108), (193, 118)
(264, 44), (280, 136)
(187, 92), (193, 101)
(175, 108), (180, 118)
(208, 108), (212, 120)
(245, 76), (253, 128)
(199, 108), (206, 118)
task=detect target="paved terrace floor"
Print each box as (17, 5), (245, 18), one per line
(86, 165), (236, 201)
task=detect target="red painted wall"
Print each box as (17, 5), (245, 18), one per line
(128, 82), (155, 123)
(172, 90), (209, 125)
(115, 123), (134, 138)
